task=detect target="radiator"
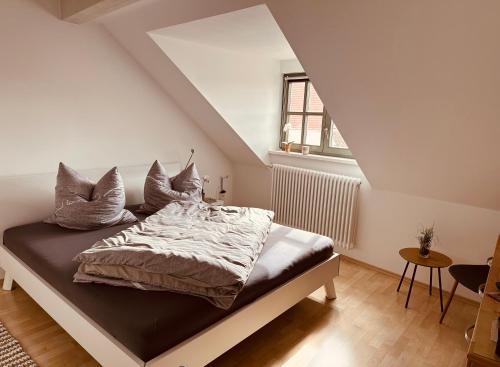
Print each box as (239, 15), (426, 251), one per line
(271, 164), (361, 249)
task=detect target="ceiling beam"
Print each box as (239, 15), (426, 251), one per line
(60, 0), (139, 24)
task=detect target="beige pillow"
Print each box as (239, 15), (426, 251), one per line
(139, 161), (202, 214)
(45, 163), (137, 230)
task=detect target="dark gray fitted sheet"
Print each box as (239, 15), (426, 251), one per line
(3, 210), (334, 362)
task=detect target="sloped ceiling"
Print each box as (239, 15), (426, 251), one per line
(100, 0), (264, 166)
(101, 0), (500, 210)
(149, 5), (293, 162)
(152, 5), (295, 60)
(265, 0), (500, 210)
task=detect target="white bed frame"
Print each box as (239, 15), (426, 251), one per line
(0, 163), (340, 367)
(0, 246), (339, 367)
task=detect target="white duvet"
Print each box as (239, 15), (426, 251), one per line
(73, 201), (274, 309)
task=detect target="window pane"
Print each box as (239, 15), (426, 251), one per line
(329, 121), (348, 149)
(285, 115), (302, 143)
(287, 81), (305, 112)
(306, 83), (324, 112)
(304, 115), (322, 146)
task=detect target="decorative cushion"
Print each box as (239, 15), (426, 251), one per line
(45, 163), (137, 230)
(139, 161), (202, 214)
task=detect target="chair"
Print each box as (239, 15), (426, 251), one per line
(439, 260), (491, 328)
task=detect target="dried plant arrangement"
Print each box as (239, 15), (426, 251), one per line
(417, 225), (435, 258)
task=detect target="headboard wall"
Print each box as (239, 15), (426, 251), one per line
(0, 161), (181, 237)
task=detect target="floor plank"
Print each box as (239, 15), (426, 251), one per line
(0, 259), (477, 366)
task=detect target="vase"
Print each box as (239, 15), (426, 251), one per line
(419, 244), (430, 258)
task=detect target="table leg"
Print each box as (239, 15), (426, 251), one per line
(397, 261), (409, 292)
(405, 264), (418, 308)
(438, 268), (444, 312)
(440, 280), (458, 324)
(429, 268), (433, 296)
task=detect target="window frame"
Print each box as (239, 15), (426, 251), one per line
(280, 73), (352, 158)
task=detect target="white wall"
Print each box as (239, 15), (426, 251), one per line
(243, 153), (500, 300)
(0, 0), (232, 202)
(0, 0), (235, 279)
(231, 59), (305, 207)
(150, 34), (283, 163)
(280, 59), (304, 74)
(233, 163), (272, 208)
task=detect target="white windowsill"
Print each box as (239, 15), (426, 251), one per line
(268, 150), (359, 166)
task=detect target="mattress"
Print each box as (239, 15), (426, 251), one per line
(2, 209), (334, 362)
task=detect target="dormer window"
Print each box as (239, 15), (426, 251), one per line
(281, 73), (352, 158)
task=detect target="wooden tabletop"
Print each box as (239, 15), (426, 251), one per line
(467, 235), (500, 367)
(399, 248), (452, 268)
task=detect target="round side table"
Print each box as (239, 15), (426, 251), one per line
(397, 248), (452, 311)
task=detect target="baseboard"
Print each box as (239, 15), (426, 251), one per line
(340, 255), (480, 307)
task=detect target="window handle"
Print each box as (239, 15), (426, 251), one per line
(323, 127), (329, 138)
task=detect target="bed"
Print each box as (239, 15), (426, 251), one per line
(0, 163), (339, 367)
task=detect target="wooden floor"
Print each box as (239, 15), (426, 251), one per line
(0, 258), (478, 367)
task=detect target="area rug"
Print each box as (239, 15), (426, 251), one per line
(0, 322), (37, 367)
